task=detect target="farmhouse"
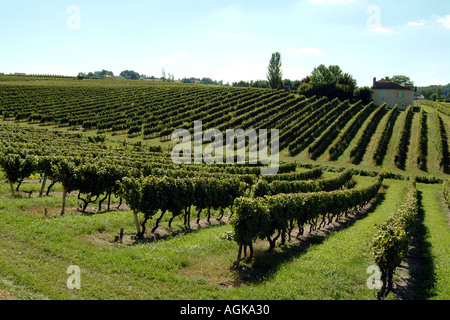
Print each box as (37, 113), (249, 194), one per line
(372, 77), (414, 110)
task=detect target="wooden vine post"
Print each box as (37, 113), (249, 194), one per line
(61, 184), (67, 216)
(9, 180), (15, 197)
(133, 209), (141, 235)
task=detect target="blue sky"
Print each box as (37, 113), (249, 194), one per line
(0, 0), (449, 87)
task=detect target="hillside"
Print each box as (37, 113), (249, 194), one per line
(0, 76), (449, 302)
(1, 76), (449, 178)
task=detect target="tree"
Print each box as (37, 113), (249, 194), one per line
(0, 154), (37, 196)
(77, 72), (85, 80)
(436, 86), (443, 101)
(267, 52), (283, 90)
(94, 70), (114, 77)
(386, 75), (414, 89)
(311, 65), (343, 85)
(52, 158), (78, 215)
(283, 79), (302, 91)
(336, 72), (357, 101)
(421, 88), (434, 100)
(120, 70), (140, 80)
(354, 87), (373, 104)
(298, 64), (357, 101)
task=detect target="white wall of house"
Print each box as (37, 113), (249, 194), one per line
(372, 89), (414, 110)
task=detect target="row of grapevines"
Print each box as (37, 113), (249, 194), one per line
(257, 96), (311, 130)
(3, 84), (290, 140)
(308, 101), (364, 159)
(278, 96), (328, 150)
(119, 175), (246, 237)
(252, 169), (354, 197)
(434, 111), (450, 173)
(372, 105), (400, 166)
(349, 104), (388, 164)
(260, 167), (323, 182)
(231, 175), (383, 266)
(394, 105), (414, 169)
(328, 102), (376, 161)
(417, 100), (450, 117)
(0, 123), (298, 178)
(370, 179), (419, 300)
(416, 107), (428, 171)
(289, 99), (351, 156)
(286, 98), (342, 155)
(239, 96), (311, 151)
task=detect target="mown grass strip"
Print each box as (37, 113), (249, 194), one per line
(418, 183), (450, 300)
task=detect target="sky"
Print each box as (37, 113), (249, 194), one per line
(0, 0), (449, 87)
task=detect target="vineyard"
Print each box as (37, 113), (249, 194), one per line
(0, 76), (449, 301)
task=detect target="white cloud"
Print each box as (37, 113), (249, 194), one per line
(436, 15), (450, 29)
(407, 21), (425, 27)
(286, 47), (325, 56)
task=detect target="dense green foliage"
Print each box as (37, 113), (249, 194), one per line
(253, 169), (354, 197)
(416, 100), (450, 117)
(416, 107), (428, 171)
(394, 105), (414, 169)
(0, 123), (303, 220)
(373, 105), (400, 166)
(0, 77), (449, 300)
(308, 101), (363, 159)
(434, 111), (450, 173)
(297, 64), (358, 101)
(233, 175), (383, 262)
(349, 104), (388, 164)
(418, 83), (450, 101)
(119, 175), (246, 235)
(288, 99), (349, 155)
(3, 79), (445, 177)
(328, 102), (376, 161)
(267, 52), (283, 90)
(370, 180), (419, 299)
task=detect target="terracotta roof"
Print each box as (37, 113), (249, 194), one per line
(372, 79), (412, 91)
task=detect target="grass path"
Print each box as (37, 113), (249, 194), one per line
(425, 107), (443, 173)
(383, 109), (406, 170)
(417, 183), (450, 299)
(406, 110), (421, 173)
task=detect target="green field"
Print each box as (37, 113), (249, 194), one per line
(0, 177), (448, 300)
(0, 76), (449, 301)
